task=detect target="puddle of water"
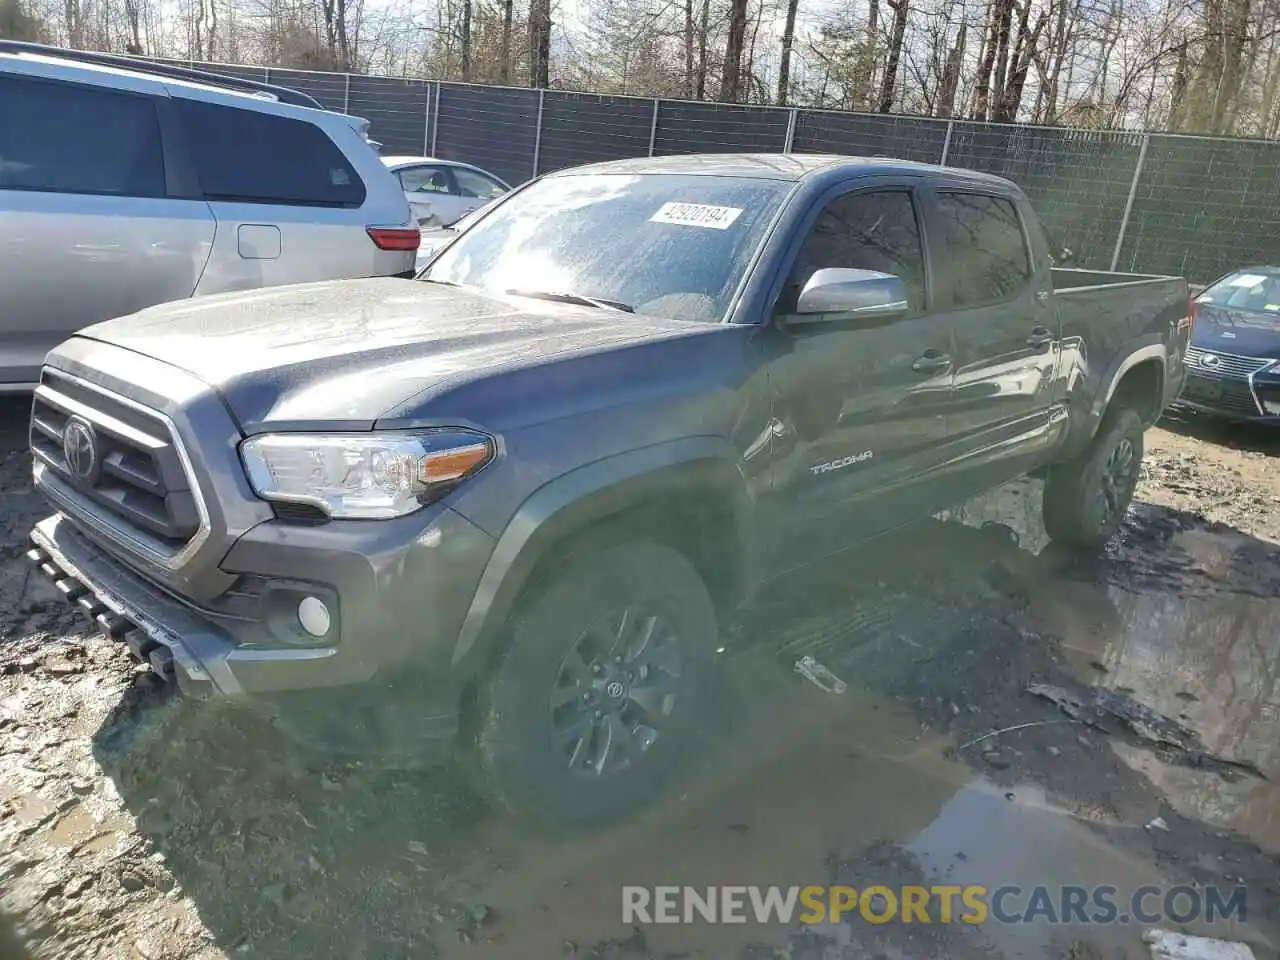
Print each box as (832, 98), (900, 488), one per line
(908, 778), (1263, 955)
(1019, 522), (1280, 855)
(442, 685), (971, 960)
(46, 804), (96, 848)
(76, 831), (121, 858)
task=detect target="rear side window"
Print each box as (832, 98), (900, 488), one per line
(0, 75), (165, 198)
(452, 167), (508, 201)
(934, 192), (1031, 308)
(174, 99), (365, 207)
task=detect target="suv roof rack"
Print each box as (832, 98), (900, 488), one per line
(0, 41), (325, 110)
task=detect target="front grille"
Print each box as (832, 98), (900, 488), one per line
(1181, 373), (1262, 417)
(30, 369), (205, 559)
(1183, 347), (1273, 379)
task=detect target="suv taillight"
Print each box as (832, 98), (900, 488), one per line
(367, 227), (421, 251)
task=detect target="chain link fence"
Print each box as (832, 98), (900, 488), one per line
(172, 59), (1280, 283)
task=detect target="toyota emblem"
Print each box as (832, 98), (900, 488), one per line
(1199, 353), (1222, 369)
(61, 417), (99, 482)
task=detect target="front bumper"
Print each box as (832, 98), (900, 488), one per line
(30, 514), (233, 695)
(1171, 370), (1280, 424)
(28, 504), (498, 760)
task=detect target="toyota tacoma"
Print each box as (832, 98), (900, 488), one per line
(27, 154), (1191, 828)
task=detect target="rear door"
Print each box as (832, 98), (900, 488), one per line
(0, 71), (215, 387)
(921, 185), (1060, 492)
(170, 97), (392, 294)
(760, 180), (958, 571)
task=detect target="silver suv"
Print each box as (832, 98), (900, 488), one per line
(0, 42), (418, 391)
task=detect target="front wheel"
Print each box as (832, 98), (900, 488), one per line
(478, 540), (717, 830)
(1042, 406), (1144, 548)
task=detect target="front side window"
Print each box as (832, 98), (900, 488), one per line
(0, 75), (165, 198)
(174, 99), (365, 207)
(934, 192), (1031, 308)
(399, 165), (454, 195)
(424, 173), (789, 323)
(783, 189), (926, 314)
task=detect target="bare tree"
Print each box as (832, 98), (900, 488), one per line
(877, 0), (908, 111)
(528, 0), (549, 86)
(776, 0), (798, 104)
(719, 0), (748, 100)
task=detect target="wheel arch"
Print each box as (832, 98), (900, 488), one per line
(1062, 341), (1166, 459)
(450, 437), (758, 681)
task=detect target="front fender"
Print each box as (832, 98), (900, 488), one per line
(450, 437), (756, 676)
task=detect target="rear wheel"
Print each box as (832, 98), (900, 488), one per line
(1042, 406), (1144, 548)
(478, 540), (717, 830)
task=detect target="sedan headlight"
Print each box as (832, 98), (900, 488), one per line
(240, 430), (494, 519)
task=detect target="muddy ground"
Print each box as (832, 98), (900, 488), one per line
(2, 399), (1278, 960)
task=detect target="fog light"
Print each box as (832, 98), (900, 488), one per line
(297, 596), (332, 637)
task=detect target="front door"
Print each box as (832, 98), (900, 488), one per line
(759, 182), (958, 574)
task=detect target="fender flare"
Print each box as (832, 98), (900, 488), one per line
(1074, 340), (1167, 450)
(450, 437), (756, 674)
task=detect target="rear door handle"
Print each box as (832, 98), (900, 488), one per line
(911, 351), (952, 374)
(1026, 326), (1054, 347)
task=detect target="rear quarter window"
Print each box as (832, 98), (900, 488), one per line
(174, 99), (366, 208)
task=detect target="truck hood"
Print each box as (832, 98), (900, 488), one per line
(77, 278), (725, 431)
(1192, 302), (1280, 360)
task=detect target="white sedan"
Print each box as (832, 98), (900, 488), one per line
(380, 156), (512, 229)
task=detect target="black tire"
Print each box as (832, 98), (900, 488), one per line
(1042, 406), (1144, 548)
(478, 540), (717, 831)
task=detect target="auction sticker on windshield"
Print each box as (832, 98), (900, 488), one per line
(650, 202), (743, 229)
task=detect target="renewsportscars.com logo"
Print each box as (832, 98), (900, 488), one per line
(621, 885), (1248, 926)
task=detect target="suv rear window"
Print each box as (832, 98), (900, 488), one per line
(1198, 271), (1280, 313)
(174, 99), (365, 208)
(0, 75), (165, 198)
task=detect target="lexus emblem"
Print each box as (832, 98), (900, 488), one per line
(1199, 353), (1222, 369)
(62, 417), (99, 482)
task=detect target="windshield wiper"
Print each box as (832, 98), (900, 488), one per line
(506, 289), (634, 313)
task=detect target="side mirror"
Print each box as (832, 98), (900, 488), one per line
(787, 268), (909, 325)
(1051, 244), (1076, 267)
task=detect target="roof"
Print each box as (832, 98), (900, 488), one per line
(0, 43), (328, 113)
(547, 152), (1014, 185)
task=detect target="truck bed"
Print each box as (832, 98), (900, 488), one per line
(1051, 267), (1186, 294)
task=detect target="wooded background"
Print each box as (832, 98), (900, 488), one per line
(3, 0), (1279, 280)
(4, 0), (1280, 136)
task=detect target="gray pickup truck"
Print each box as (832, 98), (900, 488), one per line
(26, 154), (1190, 828)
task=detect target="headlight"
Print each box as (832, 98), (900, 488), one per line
(240, 430), (494, 519)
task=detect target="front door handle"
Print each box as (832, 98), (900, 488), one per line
(911, 351), (952, 374)
(1026, 326), (1054, 348)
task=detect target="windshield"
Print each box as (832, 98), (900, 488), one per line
(422, 173), (790, 322)
(1199, 270), (1280, 313)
